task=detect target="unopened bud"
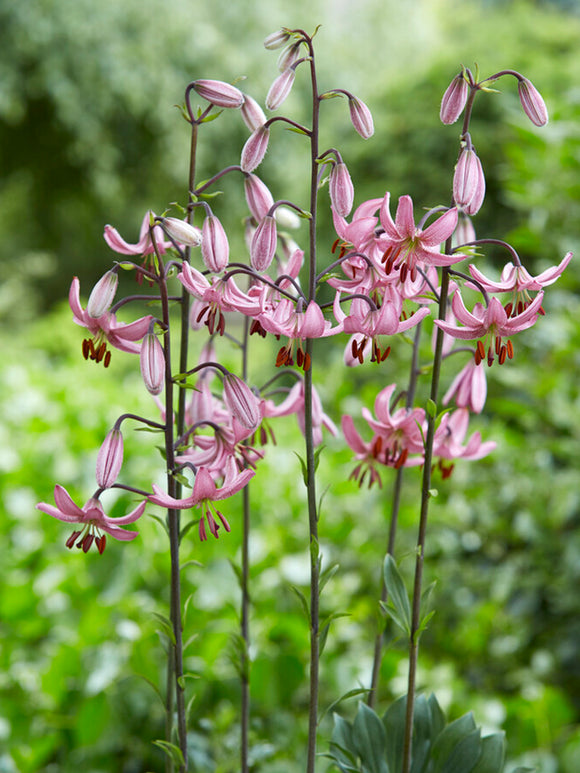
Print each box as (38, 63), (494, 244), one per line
(440, 73), (469, 124)
(264, 29), (291, 50)
(241, 125), (270, 173)
(87, 270), (118, 318)
(201, 214), (229, 272)
(244, 173), (274, 221)
(266, 68), (296, 111)
(162, 217), (202, 247)
(277, 42), (302, 72)
(140, 333), (165, 395)
(250, 215), (278, 272)
(274, 206), (301, 230)
(96, 429), (124, 488)
(223, 374), (261, 429)
(453, 213), (476, 248)
(241, 94), (267, 132)
(453, 148), (485, 215)
(329, 162), (354, 217)
(192, 79), (244, 109)
(348, 96), (374, 139)
(518, 77), (548, 127)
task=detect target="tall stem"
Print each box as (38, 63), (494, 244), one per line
(240, 314), (251, 773)
(367, 322), (423, 709)
(305, 33), (321, 773)
(401, 269), (450, 773)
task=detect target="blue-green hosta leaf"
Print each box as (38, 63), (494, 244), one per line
(471, 732), (506, 773)
(383, 555), (411, 635)
(431, 712), (477, 773)
(353, 702), (389, 773)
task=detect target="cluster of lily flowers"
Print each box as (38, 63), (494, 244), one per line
(37, 30), (571, 550)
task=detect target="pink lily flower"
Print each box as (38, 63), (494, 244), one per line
(433, 408), (496, 475)
(443, 359), (487, 413)
(361, 383), (426, 466)
(266, 380), (337, 447)
(70, 277), (153, 365)
(37, 485), (145, 553)
(379, 194), (465, 281)
(467, 253), (572, 295)
(341, 415), (384, 488)
(149, 458), (254, 541)
(104, 211), (174, 256)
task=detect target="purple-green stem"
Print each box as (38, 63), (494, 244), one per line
(240, 313), (251, 773)
(367, 321), (423, 710)
(401, 267), (451, 773)
(304, 30), (321, 773)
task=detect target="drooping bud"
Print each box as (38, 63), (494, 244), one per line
(277, 41), (302, 72)
(274, 206), (301, 230)
(96, 429), (124, 488)
(266, 68), (296, 111)
(191, 79), (244, 109)
(87, 270), (118, 318)
(244, 173), (274, 221)
(453, 213), (476, 248)
(453, 148), (485, 215)
(241, 125), (270, 173)
(222, 374), (261, 429)
(348, 96), (374, 139)
(162, 217), (202, 247)
(440, 73), (469, 124)
(241, 95), (267, 132)
(201, 214), (229, 272)
(140, 333), (165, 395)
(264, 29), (291, 50)
(329, 162), (354, 217)
(250, 215), (278, 272)
(518, 78), (548, 127)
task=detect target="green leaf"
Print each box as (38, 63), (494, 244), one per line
(319, 612), (349, 655)
(320, 689), (370, 724)
(179, 518), (197, 542)
(319, 562), (340, 595)
(439, 728), (482, 773)
(147, 513), (169, 535)
(180, 559), (203, 572)
(426, 398), (437, 418)
(286, 125), (311, 136)
(330, 714), (356, 767)
(383, 555), (411, 635)
(379, 601), (409, 636)
(411, 694), (436, 773)
(293, 451), (308, 485)
(383, 694), (407, 773)
(471, 732), (505, 773)
(289, 584), (310, 620)
(414, 610), (436, 644)
(431, 713), (477, 773)
(152, 612), (176, 646)
(183, 633), (198, 653)
(352, 702), (389, 773)
(176, 672), (198, 689)
(152, 740), (185, 767)
(228, 559), (244, 591)
(133, 674), (165, 708)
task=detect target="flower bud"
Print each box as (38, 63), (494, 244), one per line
(453, 148), (485, 215)
(329, 162), (354, 217)
(453, 213), (476, 248)
(201, 214), (229, 272)
(140, 333), (165, 395)
(241, 125), (270, 173)
(348, 96), (374, 139)
(244, 173), (274, 221)
(162, 217), (202, 247)
(277, 41), (302, 72)
(440, 73), (469, 124)
(241, 94), (267, 132)
(274, 206), (301, 230)
(87, 270), (118, 318)
(518, 78), (548, 127)
(250, 215), (277, 272)
(264, 29), (291, 50)
(192, 79), (244, 109)
(96, 429), (124, 488)
(223, 374), (261, 429)
(266, 68), (296, 111)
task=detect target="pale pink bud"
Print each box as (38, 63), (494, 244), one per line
(274, 206), (300, 230)
(140, 333), (165, 395)
(453, 213), (476, 248)
(329, 162), (354, 217)
(266, 69), (296, 111)
(223, 374), (261, 429)
(241, 125), (270, 173)
(201, 214), (229, 272)
(250, 215), (277, 272)
(162, 217), (202, 247)
(87, 270), (118, 318)
(277, 42), (302, 72)
(440, 74), (469, 124)
(453, 148), (485, 215)
(518, 78), (548, 127)
(348, 96), (374, 139)
(241, 95), (267, 131)
(264, 29), (291, 50)
(96, 429), (124, 488)
(192, 79), (244, 109)
(244, 173), (274, 221)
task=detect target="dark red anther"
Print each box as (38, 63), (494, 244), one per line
(517, 300), (524, 315)
(96, 342), (107, 363)
(275, 347), (287, 367)
(476, 340), (486, 360)
(498, 345), (507, 365)
(394, 448), (409, 469)
(331, 237), (340, 254)
(303, 352), (311, 371)
(487, 346), (494, 367)
(504, 302), (513, 317)
(538, 305), (545, 316)
(218, 312), (226, 336)
(96, 535), (106, 555)
(399, 263), (408, 283)
(506, 339), (514, 359)
(351, 339), (359, 359)
(495, 336), (502, 355)
(381, 346), (391, 362)
(66, 530), (82, 549)
(82, 339), (90, 360)
(474, 348), (483, 366)
(296, 347), (304, 368)
(104, 350), (112, 368)
(82, 533), (95, 553)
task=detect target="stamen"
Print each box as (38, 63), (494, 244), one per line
(498, 345), (507, 365)
(82, 340), (90, 360)
(96, 535), (107, 554)
(487, 346), (494, 367)
(331, 237), (340, 254)
(506, 339), (514, 359)
(476, 340), (486, 360)
(104, 351), (112, 368)
(303, 352), (311, 371)
(495, 336), (502, 355)
(66, 530), (82, 549)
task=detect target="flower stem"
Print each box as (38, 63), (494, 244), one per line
(401, 269), (450, 773)
(240, 313), (251, 773)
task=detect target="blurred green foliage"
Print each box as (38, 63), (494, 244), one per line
(1, 0), (580, 771)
